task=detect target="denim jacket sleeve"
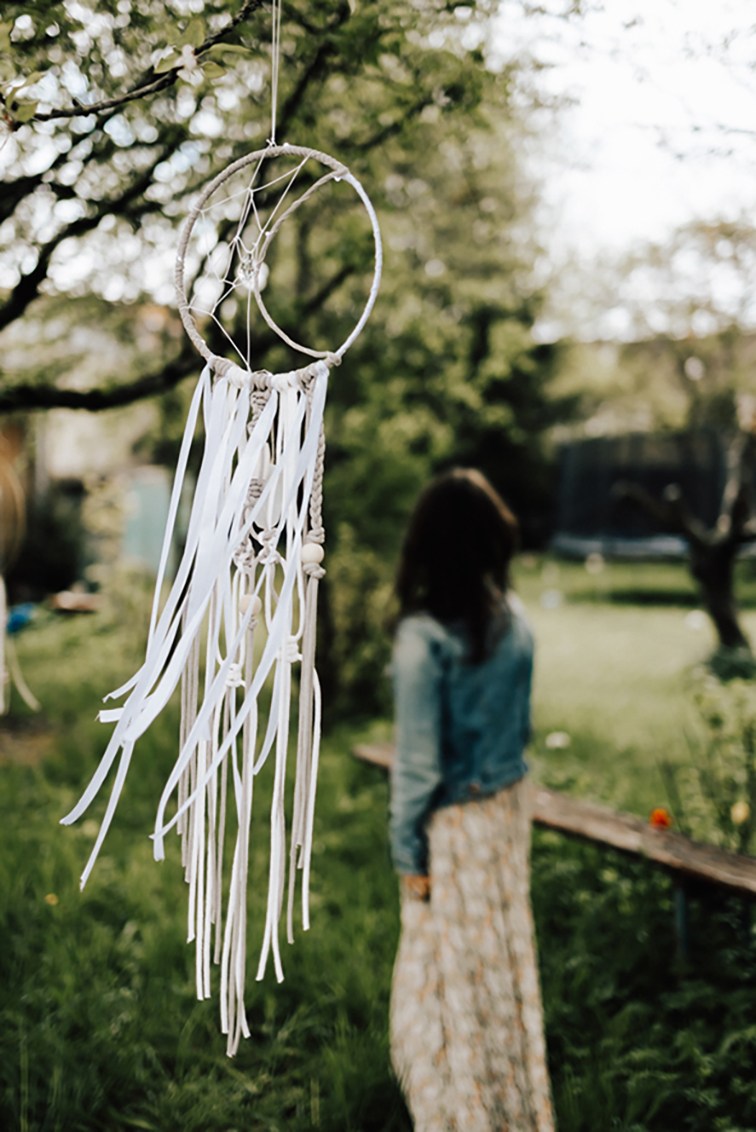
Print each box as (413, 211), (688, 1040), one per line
(389, 616), (445, 876)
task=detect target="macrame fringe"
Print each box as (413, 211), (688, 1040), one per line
(62, 357), (329, 1056)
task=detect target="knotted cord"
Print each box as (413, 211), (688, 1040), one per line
(269, 0), (282, 145)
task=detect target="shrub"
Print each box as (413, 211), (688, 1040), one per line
(660, 671), (756, 855)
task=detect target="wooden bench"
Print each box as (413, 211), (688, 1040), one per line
(353, 740), (756, 955)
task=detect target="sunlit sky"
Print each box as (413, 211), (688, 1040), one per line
(492, 0), (756, 335)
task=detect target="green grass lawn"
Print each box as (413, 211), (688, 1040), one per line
(3, 609), (406, 1131)
(2, 561), (755, 1130)
(517, 556), (756, 815)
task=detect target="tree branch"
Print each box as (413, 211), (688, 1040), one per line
(0, 259), (357, 415)
(0, 113), (135, 224)
(614, 429), (756, 551)
(0, 140), (182, 334)
(0, 347), (198, 414)
(10, 0), (266, 127)
(715, 430), (756, 543)
(287, 1), (351, 37)
(352, 94), (436, 154)
(612, 480), (711, 545)
(275, 35), (344, 138)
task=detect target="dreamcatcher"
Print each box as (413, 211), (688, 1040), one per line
(61, 2), (382, 1056)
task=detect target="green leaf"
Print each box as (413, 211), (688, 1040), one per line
(7, 69), (46, 93)
(12, 100), (38, 123)
(205, 43), (251, 59)
(179, 17), (206, 49)
(200, 61), (225, 80)
(153, 50), (178, 74)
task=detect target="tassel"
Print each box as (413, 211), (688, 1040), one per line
(62, 356), (330, 1055)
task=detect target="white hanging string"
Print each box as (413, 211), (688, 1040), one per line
(269, 0), (283, 145)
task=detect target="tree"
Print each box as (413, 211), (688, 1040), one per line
(0, 0), (512, 412)
(583, 220), (756, 656)
(0, 0), (574, 716)
(548, 218), (756, 434)
(616, 416), (756, 655)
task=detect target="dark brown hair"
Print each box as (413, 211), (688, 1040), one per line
(395, 468), (519, 662)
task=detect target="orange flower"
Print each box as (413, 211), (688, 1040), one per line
(649, 807), (672, 829)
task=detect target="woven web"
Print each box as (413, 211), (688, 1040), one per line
(185, 151), (338, 368)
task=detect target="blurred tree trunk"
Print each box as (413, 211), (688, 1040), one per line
(617, 423), (756, 653)
(688, 536), (750, 650)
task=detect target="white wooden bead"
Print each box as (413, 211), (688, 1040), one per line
(240, 593), (262, 616)
(301, 542), (324, 566)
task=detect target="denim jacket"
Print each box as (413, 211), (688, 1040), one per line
(389, 594), (534, 875)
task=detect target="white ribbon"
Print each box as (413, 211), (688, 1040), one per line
(62, 361), (329, 1057)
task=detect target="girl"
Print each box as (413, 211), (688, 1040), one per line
(389, 468), (554, 1131)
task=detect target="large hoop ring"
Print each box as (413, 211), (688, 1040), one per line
(175, 144), (383, 367)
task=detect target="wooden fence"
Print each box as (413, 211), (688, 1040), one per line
(353, 741), (756, 955)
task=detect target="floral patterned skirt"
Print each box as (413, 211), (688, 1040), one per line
(390, 778), (555, 1132)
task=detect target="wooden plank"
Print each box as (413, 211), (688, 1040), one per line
(353, 741), (394, 770)
(353, 742), (756, 899)
(531, 787), (756, 898)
